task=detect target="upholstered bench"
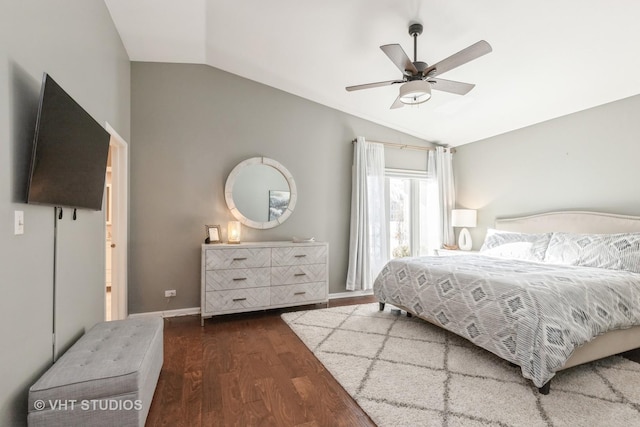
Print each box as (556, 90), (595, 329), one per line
(28, 317), (163, 427)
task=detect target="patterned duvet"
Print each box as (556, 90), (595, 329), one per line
(373, 255), (640, 387)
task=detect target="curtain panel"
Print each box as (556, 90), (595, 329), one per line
(427, 146), (456, 250)
(346, 137), (387, 291)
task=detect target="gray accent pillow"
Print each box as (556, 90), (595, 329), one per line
(480, 229), (552, 262)
(544, 232), (640, 273)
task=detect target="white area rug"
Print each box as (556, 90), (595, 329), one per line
(282, 303), (640, 427)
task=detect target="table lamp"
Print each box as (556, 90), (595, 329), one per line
(228, 221), (241, 244)
(451, 209), (477, 251)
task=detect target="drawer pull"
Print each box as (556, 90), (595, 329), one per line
(294, 291), (306, 296)
(232, 277), (247, 281)
(294, 254), (307, 258)
(232, 297), (247, 302)
(232, 257), (247, 261)
(294, 273), (307, 277)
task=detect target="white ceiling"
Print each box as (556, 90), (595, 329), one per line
(104, 0), (640, 146)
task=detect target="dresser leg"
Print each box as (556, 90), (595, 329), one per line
(201, 317), (204, 327)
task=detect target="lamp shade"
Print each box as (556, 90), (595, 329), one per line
(399, 80), (431, 105)
(451, 209), (477, 228)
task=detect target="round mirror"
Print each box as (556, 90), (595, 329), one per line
(225, 157), (297, 229)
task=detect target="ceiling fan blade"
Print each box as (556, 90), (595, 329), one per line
(424, 40), (492, 77)
(380, 44), (418, 75)
(346, 80), (403, 92)
(428, 78), (475, 95)
(390, 95), (404, 109)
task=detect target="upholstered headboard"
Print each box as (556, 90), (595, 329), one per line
(495, 211), (640, 234)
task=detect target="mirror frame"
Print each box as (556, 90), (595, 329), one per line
(224, 157), (297, 229)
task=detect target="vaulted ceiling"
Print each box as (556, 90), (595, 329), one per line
(105, 0), (640, 146)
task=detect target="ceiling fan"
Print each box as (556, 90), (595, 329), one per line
(346, 23), (492, 109)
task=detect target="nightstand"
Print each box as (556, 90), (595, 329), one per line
(434, 249), (480, 256)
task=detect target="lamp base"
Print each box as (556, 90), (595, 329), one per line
(458, 228), (473, 251)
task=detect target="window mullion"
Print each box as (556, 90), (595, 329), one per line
(410, 179), (420, 256)
(384, 176), (391, 261)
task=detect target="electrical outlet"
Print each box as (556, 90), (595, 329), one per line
(164, 290), (176, 298)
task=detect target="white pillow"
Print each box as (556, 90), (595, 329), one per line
(544, 232), (640, 273)
(480, 229), (552, 262)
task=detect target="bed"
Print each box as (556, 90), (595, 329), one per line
(373, 211), (640, 394)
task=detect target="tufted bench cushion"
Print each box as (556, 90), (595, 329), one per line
(27, 317), (163, 427)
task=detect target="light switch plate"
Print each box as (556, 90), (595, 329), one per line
(14, 211), (24, 235)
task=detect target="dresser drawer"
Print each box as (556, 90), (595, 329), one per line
(271, 264), (327, 286)
(270, 282), (327, 306)
(205, 248), (271, 270)
(205, 287), (270, 313)
(272, 245), (327, 266)
(205, 267), (270, 291)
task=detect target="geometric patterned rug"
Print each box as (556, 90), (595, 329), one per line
(282, 303), (640, 427)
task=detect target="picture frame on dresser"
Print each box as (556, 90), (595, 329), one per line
(205, 225), (221, 243)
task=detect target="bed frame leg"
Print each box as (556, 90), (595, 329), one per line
(379, 302), (385, 311)
(538, 381), (551, 395)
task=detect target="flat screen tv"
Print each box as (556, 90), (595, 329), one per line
(27, 73), (110, 211)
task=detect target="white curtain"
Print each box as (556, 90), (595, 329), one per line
(346, 137), (387, 291)
(426, 146), (455, 250)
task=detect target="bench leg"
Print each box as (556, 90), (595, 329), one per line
(379, 302), (385, 311)
(538, 381), (551, 395)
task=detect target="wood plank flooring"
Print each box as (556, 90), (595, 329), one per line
(146, 295), (640, 426)
(145, 296), (377, 427)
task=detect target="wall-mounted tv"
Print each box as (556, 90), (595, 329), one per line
(27, 73), (110, 211)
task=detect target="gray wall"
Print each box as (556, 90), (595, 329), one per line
(130, 62), (431, 313)
(454, 94), (640, 248)
(0, 2), (130, 425)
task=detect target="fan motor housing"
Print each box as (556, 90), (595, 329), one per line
(413, 61), (429, 74)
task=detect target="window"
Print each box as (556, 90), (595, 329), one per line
(385, 169), (437, 259)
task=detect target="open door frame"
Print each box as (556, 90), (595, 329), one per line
(106, 123), (128, 320)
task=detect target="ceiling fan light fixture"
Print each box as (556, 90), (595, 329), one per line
(399, 80), (431, 105)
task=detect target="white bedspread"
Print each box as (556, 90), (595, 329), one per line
(373, 255), (640, 387)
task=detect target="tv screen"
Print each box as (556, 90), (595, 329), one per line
(27, 73), (110, 211)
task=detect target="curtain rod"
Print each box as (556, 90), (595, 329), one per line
(351, 139), (456, 153)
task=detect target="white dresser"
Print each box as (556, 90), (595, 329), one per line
(201, 241), (329, 325)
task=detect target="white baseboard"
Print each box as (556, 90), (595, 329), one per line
(129, 292), (373, 318)
(129, 307), (200, 319)
(329, 289), (374, 300)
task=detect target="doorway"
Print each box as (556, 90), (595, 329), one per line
(105, 123), (129, 321)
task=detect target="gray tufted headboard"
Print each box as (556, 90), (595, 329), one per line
(495, 210), (640, 234)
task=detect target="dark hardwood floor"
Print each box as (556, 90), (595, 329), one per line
(146, 295), (377, 427)
(622, 348), (640, 363)
(146, 294), (640, 426)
